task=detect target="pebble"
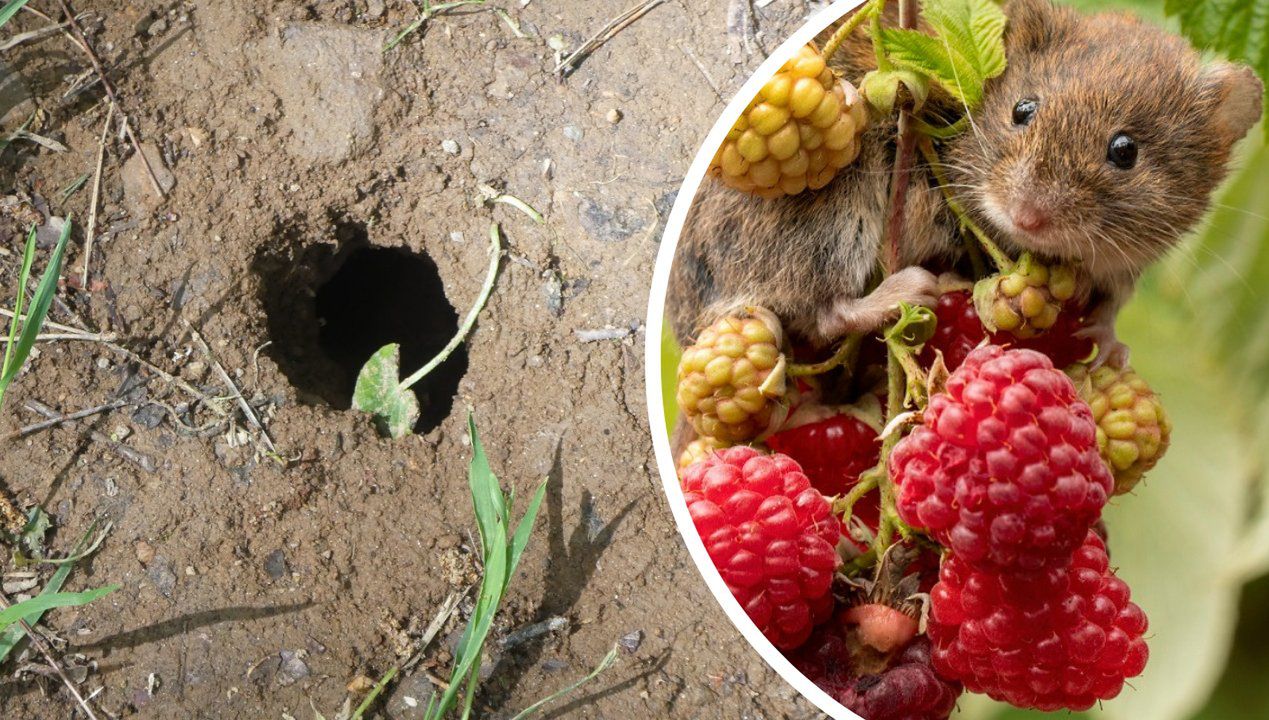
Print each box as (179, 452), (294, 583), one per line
(606, 108), (623, 124)
(619, 629), (644, 654)
(366, 0), (386, 18)
(264, 549), (288, 580)
(441, 139), (460, 155)
(563, 125), (583, 142)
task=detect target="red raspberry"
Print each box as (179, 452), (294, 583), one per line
(928, 532), (1149, 711)
(921, 291), (1094, 372)
(892, 346), (1112, 571)
(682, 446), (841, 649)
(792, 631), (962, 720)
(766, 410), (881, 533)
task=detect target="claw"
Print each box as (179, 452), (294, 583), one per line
(1075, 323), (1130, 369)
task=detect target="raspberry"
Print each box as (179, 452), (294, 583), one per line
(710, 44), (868, 197)
(921, 291), (1093, 373)
(892, 346), (1113, 571)
(677, 309), (788, 443)
(928, 532), (1149, 711)
(842, 603), (918, 653)
(973, 254), (1078, 339)
(765, 405), (880, 497)
(1067, 364), (1171, 495)
(677, 437), (729, 474)
(792, 632), (962, 720)
(681, 446), (841, 649)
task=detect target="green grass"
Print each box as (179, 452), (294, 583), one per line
(1, 220), (71, 413)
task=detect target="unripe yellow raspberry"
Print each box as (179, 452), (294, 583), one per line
(676, 308), (789, 443)
(677, 437), (731, 475)
(1067, 364), (1171, 495)
(709, 44), (868, 198)
(973, 253), (1078, 339)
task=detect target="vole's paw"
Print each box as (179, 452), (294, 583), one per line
(1076, 322), (1131, 369)
(816, 267), (939, 341)
(876, 266), (941, 310)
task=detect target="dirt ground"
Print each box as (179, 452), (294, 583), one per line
(0, 0), (844, 718)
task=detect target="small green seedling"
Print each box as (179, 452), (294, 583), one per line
(0, 219), (71, 414)
(422, 414), (547, 719)
(352, 224), (501, 438)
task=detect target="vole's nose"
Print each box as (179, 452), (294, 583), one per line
(1011, 202), (1050, 233)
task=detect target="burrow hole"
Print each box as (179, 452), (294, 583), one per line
(256, 220), (467, 434)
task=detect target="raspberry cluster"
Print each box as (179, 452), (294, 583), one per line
(1068, 363), (1172, 495)
(677, 310), (788, 443)
(928, 532), (1149, 710)
(710, 44), (868, 197)
(681, 446), (841, 649)
(974, 253), (1078, 339)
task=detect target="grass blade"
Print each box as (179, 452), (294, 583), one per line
(0, 585), (117, 631)
(508, 643), (620, 720)
(508, 479), (547, 577)
(0, 521), (106, 661)
(0, 217), (70, 410)
(1, 225), (36, 375)
(349, 665), (398, 720)
(0, 0), (31, 29)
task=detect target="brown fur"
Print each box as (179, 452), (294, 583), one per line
(668, 0), (1263, 348)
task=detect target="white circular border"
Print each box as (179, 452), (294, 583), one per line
(643, 2), (869, 718)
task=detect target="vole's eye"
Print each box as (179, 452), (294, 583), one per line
(1012, 99), (1038, 126)
(1107, 132), (1138, 169)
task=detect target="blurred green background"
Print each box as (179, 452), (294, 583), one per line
(659, 1), (1269, 717)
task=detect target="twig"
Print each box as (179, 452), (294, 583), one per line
(0, 594), (103, 720)
(880, 0), (919, 275)
(402, 588), (469, 672)
(0, 331), (117, 343)
(23, 400), (156, 472)
(81, 102), (114, 287)
(183, 322), (277, 454)
(51, 0), (164, 199)
(678, 44), (723, 101)
(554, 0), (666, 77)
(0, 11), (88, 52)
(7, 399), (127, 440)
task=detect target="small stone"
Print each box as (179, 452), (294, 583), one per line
(148, 17), (168, 36)
(449, 231), (464, 243)
(277, 650), (310, 686)
(366, 0), (386, 18)
(606, 108), (623, 124)
(563, 125), (583, 142)
(264, 549), (288, 580)
(347, 675), (375, 693)
(136, 543), (157, 566)
(185, 565), (197, 576)
(619, 629), (644, 654)
(441, 139), (460, 155)
(132, 404), (164, 429)
(147, 556), (177, 598)
(96, 356), (110, 370)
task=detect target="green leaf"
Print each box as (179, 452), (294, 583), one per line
(0, 0), (32, 29)
(862, 67), (932, 116)
(1166, 0), (1269, 132)
(0, 585), (117, 632)
(0, 521), (107, 662)
(880, 0), (1007, 109)
(0, 217), (71, 413)
(351, 343), (420, 439)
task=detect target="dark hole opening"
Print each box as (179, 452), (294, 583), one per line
(257, 222), (466, 435)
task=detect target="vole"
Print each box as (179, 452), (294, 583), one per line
(668, 0), (1263, 367)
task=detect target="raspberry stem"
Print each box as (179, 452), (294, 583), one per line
(787, 333), (863, 377)
(918, 139), (1013, 273)
(821, 0), (881, 63)
(833, 472), (879, 523)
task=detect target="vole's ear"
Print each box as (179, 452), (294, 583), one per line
(1005, 0), (1073, 53)
(1203, 63), (1264, 143)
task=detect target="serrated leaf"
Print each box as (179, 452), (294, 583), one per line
(1166, 0), (1269, 132)
(881, 0), (1007, 109)
(862, 68), (932, 117)
(352, 343), (419, 439)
